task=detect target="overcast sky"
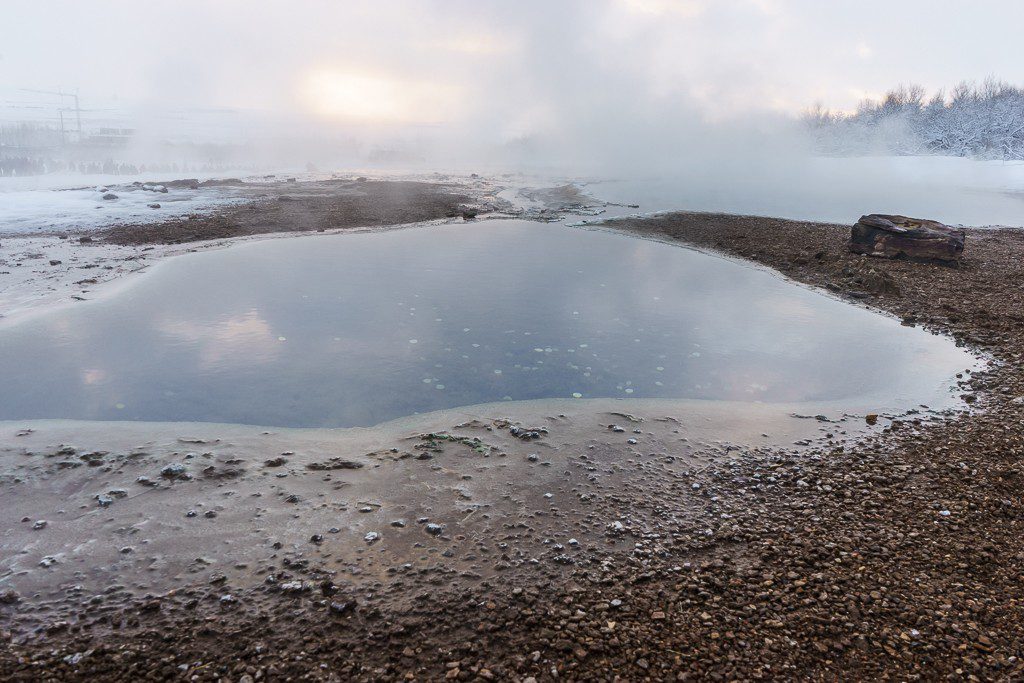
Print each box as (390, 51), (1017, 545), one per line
(2, 1), (1020, 147)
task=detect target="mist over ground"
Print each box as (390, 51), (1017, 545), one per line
(3, 0), (1024, 225)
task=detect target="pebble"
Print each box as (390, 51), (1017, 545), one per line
(160, 463), (187, 479)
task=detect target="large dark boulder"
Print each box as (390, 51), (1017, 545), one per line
(849, 214), (965, 265)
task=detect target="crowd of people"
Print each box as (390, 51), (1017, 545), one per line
(0, 155), (53, 176)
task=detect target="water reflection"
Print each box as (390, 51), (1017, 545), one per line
(156, 310), (282, 368)
(0, 221), (976, 427)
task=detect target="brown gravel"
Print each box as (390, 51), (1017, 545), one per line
(99, 180), (474, 245)
(3, 211), (1024, 681)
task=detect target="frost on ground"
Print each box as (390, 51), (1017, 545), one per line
(0, 170), (591, 237)
(0, 173), (256, 236)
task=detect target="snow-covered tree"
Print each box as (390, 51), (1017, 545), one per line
(803, 80), (1024, 160)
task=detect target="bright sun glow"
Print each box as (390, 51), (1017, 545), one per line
(619, 0), (705, 18)
(299, 68), (458, 125)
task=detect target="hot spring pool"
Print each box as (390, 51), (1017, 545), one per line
(0, 220), (978, 427)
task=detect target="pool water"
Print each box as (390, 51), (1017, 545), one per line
(0, 220), (977, 428)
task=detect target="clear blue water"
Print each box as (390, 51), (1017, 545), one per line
(0, 220), (975, 428)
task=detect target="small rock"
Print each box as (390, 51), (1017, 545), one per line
(160, 463), (187, 479)
(330, 601), (354, 615)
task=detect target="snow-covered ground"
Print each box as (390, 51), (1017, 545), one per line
(0, 168), (523, 236)
(0, 171), (259, 236)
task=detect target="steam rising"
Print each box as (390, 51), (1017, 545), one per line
(3, 1), (1024, 225)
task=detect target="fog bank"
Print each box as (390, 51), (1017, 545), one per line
(3, 1), (1024, 225)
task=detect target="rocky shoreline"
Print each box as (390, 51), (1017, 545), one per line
(2, 211), (1023, 681)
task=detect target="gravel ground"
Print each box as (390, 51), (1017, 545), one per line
(97, 179), (476, 245)
(2, 211), (1023, 681)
